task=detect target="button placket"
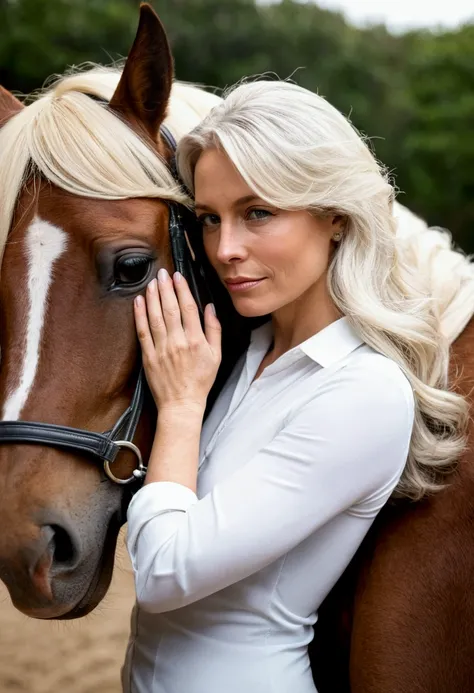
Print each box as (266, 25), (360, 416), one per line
(199, 329), (271, 471)
(199, 382), (261, 469)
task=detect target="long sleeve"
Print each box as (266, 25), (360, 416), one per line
(126, 357), (414, 613)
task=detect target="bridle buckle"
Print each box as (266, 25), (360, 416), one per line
(103, 440), (147, 485)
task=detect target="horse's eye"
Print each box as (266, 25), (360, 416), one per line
(114, 255), (153, 286)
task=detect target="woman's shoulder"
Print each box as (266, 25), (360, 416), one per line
(350, 344), (413, 393)
(283, 344), (415, 506)
(296, 341), (415, 420)
(332, 343), (415, 418)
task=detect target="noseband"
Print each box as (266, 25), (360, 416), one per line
(0, 125), (212, 485)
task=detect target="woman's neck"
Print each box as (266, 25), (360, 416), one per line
(268, 277), (341, 362)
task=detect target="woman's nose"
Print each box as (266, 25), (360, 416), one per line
(215, 224), (247, 264)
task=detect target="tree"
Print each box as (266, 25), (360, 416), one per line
(1, 0), (472, 249)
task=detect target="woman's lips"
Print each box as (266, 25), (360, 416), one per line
(224, 278), (265, 292)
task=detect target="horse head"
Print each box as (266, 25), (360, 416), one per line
(0, 5), (230, 620)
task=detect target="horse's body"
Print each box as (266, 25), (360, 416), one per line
(313, 319), (474, 693)
(1, 5), (474, 690)
(311, 221), (474, 692)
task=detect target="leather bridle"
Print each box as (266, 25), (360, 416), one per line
(0, 125), (213, 486)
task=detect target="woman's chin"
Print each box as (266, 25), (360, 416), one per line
(232, 299), (271, 318)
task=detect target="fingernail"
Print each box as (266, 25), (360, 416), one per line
(158, 268), (169, 283)
(148, 278), (157, 291)
(209, 303), (216, 316)
(173, 271), (182, 284)
(134, 296), (143, 307)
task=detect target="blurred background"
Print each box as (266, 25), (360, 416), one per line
(0, 1), (473, 691)
(1, 0), (473, 252)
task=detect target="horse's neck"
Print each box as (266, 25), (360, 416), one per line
(450, 316), (474, 399)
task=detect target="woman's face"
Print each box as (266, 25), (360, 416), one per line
(194, 147), (342, 318)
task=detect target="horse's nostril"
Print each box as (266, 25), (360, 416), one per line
(49, 524), (78, 566)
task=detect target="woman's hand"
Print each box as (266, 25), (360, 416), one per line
(134, 268), (222, 414)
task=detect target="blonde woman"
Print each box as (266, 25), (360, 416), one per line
(124, 80), (470, 692)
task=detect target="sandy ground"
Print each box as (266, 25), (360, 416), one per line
(0, 529), (135, 693)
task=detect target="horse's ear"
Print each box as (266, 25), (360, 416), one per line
(109, 4), (173, 139)
(0, 87), (24, 127)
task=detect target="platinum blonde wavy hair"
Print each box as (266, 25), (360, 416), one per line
(0, 66), (222, 266)
(176, 79), (474, 500)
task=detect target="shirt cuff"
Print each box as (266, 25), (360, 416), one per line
(126, 481), (198, 555)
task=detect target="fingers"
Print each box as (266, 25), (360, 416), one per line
(144, 278), (167, 346)
(173, 271), (203, 340)
(134, 293), (158, 358)
(173, 274), (221, 359)
(157, 268), (184, 337)
(204, 303), (222, 357)
(136, 270), (220, 360)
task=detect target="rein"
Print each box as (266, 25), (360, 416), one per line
(0, 125), (212, 485)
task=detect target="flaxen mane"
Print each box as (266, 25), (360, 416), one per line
(1, 66), (473, 352)
(0, 66), (221, 265)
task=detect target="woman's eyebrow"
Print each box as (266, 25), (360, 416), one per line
(195, 195), (261, 212)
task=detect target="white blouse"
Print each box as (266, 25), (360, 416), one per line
(122, 317), (414, 693)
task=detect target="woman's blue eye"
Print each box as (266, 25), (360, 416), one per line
(198, 214), (220, 227)
(248, 209), (272, 221)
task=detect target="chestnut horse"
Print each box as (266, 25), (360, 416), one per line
(0, 5), (235, 621)
(1, 5), (474, 691)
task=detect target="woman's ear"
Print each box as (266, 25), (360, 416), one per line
(331, 214), (345, 229)
(331, 215), (346, 243)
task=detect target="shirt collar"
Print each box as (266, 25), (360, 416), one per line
(299, 316), (364, 367)
(249, 316), (364, 369)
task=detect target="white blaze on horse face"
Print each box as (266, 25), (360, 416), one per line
(1, 217), (67, 421)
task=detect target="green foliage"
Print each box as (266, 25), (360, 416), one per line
(399, 26), (474, 242)
(1, 0), (473, 250)
(0, 0), (136, 93)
